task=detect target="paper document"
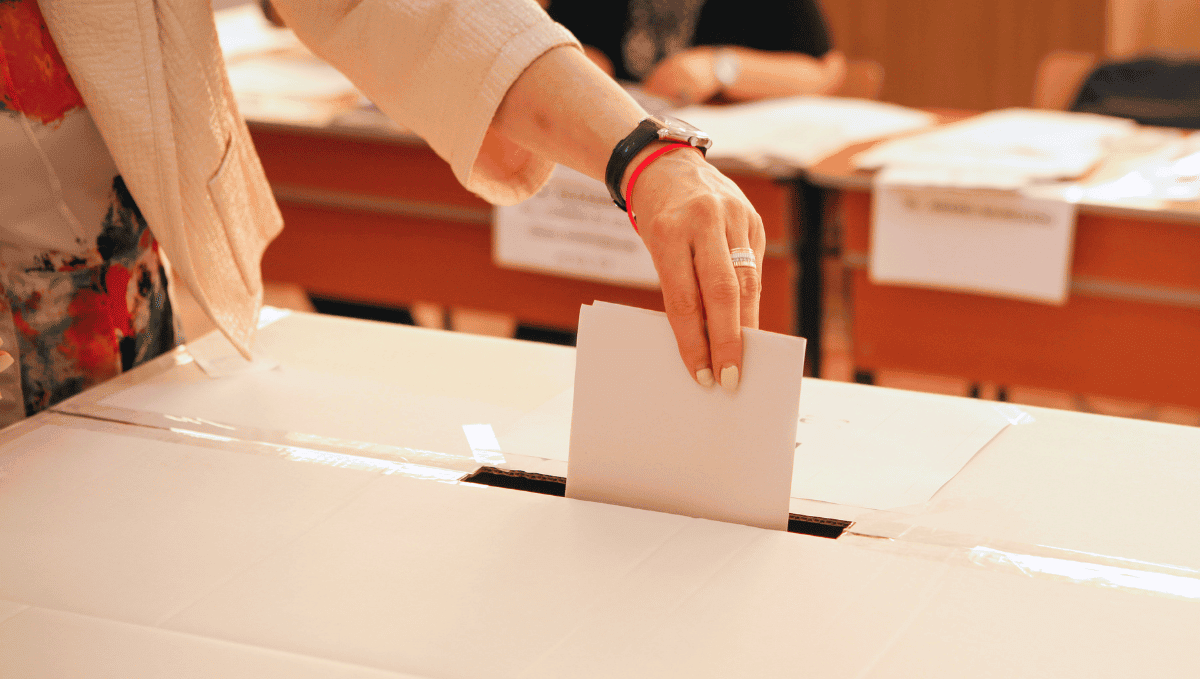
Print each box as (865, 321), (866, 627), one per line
(215, 4), (303, 62)
(217, 5), (365, 127)
(226, 55), (365, 126)
(1074, 128), (1200, 206)
(793, 380), (1014, 510)
(870, 170), (1078, 304)
(674, 96), (936, 173)
(566, 302), (805, 530)
(854, 108), (1135, 186)
(493, 165), (659, 288)
(508, 378), (1013, 512)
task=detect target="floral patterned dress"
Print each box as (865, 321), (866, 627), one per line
(0, 0), (176, 427)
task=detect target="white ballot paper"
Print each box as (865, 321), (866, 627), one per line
(493, 165), (660, 288)
(870, 169), (1078, 304)
(566, 302), (805, 531)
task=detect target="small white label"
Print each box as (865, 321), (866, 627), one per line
(493, 165), (660, 289)
(870, 176), (1077, 305)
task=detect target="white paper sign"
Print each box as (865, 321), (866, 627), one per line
(870, 172), (1078, 304)
(493, 165), (660, 288)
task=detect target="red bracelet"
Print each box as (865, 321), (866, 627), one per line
(624, 143), (700, 233)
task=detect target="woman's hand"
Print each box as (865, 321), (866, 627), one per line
(645, 46), (849, 105)
(491, 46), (764, 389)
(642, 49), (722, 106)
(623, 143), (765, 390)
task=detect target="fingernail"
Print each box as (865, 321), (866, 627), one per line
(695, 367), (715, 387)
(0, 354), (13, 372)
(720, 365), (739, 392)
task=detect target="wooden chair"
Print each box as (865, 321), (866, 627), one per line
(833, 59), (885, 100)
(1033, 50), (1098, 110)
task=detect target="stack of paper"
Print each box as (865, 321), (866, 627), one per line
(855, 108), (1136, 188)
(214, 4), (304, 62)
(216, 5), (366, 125)
(566, 302), (806, 530)
(674, 96), (937, 173)
(1075, 128), (1200, 206)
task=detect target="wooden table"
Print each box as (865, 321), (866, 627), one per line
(808, 130), (1200, 410)
(248, 119), (804, 341)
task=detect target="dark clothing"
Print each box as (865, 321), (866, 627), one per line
(1071, 56), (1200, 129)
(547, 0), (834, 82)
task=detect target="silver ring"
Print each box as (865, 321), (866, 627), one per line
(729, 247), (756, 269)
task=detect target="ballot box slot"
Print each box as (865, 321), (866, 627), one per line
(462, 467), (567, 497)
(786, 513), (853, 539)
(461, 467), (851, 538)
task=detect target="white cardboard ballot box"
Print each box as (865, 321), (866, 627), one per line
(1, 414), (1198, 678)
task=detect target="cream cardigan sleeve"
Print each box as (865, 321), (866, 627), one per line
(271, 0), (581, 205)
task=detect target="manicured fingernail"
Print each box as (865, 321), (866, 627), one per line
(720, 365), (739, 392)
(695, 368), (715, 387)
(0, 354), (13, 372)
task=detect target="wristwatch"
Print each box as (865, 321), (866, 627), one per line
(605, 115), (713, 211)
(713, 49), (741, 93)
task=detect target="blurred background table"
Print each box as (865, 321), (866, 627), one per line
(808, 131), (1200, 410)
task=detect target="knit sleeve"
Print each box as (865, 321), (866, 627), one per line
(273, 0), (582, 205)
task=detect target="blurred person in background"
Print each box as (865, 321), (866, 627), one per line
(0, 0), (764, 426)
(541, 0), (846, 105)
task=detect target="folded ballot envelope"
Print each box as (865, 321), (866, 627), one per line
(566, 302), (806, 531)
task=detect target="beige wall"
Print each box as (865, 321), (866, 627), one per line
(1107, 0), (1200, 56)
(820, 0), (1106, 110)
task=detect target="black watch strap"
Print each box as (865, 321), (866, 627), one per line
(605, 118), (662, 212)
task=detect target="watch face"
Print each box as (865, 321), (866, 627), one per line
(650, 115), (713, 150)
(713, 51), (740, 88)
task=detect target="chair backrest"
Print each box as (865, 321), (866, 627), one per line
(834, 59), (885, 100)
(1070, 55), (1200, 127)
(1033, 49), (1098, 110)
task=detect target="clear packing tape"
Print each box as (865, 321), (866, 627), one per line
(50, 308), (520, 478)
(842, 520), (1200, 602)
(66, 375), (479, 474)
(52, 344), (484, 479)
(53, 388), (1189, 602)
(168, 426), (464, 483)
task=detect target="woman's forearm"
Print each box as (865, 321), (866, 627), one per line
(642, 47), (847, 106)
(491, 46), (645, 190)
(721, 47), (846, 101)
(491, 45), (765, 390)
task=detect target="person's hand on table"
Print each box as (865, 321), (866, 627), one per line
(623, 143), (765, 391)
(644, 47), (849, 105)
(642, 48), (722, 107)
